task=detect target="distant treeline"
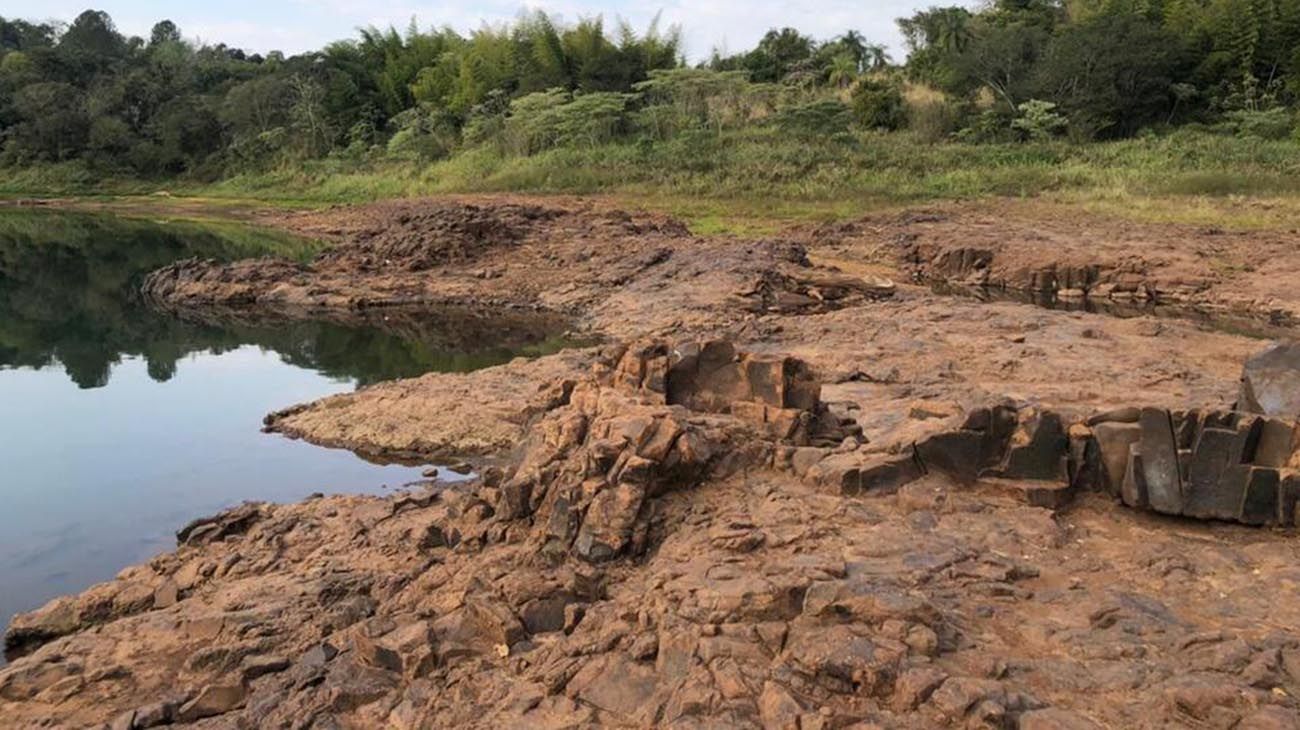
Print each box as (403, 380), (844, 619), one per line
(1, 2), (1298, 179)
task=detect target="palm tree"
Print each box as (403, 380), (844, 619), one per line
(827, 52), (859, 88)
(838, 29), (868, 70)
(862, 43), (891, 71)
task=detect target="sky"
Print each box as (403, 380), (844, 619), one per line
(8, 0), (967, 61)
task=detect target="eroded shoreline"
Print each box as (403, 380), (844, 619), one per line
(3, 197), (1299, 729)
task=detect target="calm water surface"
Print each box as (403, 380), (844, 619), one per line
(0, 210), (568, 634)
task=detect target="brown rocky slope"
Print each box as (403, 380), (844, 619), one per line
(4, 198), (1300, 729)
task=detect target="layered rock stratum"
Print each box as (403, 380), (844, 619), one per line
(5, 198), (1300, 729)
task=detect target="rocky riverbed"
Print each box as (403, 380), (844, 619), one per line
(4, 197), (1299, 729)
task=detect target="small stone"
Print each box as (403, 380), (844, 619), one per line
(109, 710), (135, 730)
(354, 634), (404, 673)
(302, 642), (339, 668)
(790, 447), (827, 477)
(892, 667), (948, 711)
(759, 681), (804, 730)
(175, 684), (246, 723)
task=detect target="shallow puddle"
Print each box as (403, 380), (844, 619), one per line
(930, 281), (1295, 340)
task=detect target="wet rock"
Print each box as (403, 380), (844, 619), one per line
(520, 595), (574, 635)
(1240, 468), (1281, 526)
(1120, 444), (1148, 508)
(175, 502), (264, 546)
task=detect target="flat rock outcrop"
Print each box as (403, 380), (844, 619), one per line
(142, 200), (896, 342)
(5, 340), (1299, 728)
(9, 196), (1300, 727)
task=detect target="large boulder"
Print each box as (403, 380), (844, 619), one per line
(1239, 342), (1300, 418)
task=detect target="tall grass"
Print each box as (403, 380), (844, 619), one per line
(6, 128), (1300, 209)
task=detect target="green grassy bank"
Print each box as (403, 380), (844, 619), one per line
(5, 128), (1300, 233)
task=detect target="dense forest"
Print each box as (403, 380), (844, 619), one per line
(2, 2), (1299, 181)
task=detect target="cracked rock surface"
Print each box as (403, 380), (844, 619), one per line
(5, 197), (1300, 728)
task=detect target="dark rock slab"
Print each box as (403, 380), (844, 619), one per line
(915, 430), (987, 484)
(1183, 428), (1244, 520)
(1069, 428), (1103, 491)
(1254, 418), (1298, 468)
(1139, 408), (1184, 514)
(1173, 409), (1203, 450)
(1093, 422), (1141, 497)
(1239, 467), (1281, 526)
(1000, 410), (1069, 481)
(1239, 341), (1300, 418)
(858, 454), (923, 495)
(1121, 445), (1148, 509)
(1279, 470), (1300, 527)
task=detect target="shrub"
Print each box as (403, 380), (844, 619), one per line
(1011, 100), (1068, 142)
(771, 99), (852, 138)
(500, 90), (632, 156)
(385, 106), (460, 162)
(1218, 108), (1294, 141)
(905, 86), (967, 143)
(849, 78), (906, 131)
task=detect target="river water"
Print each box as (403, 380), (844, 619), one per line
(0, 209), (567, 636)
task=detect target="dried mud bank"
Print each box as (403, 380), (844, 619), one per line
(810, 204), (1300, 332)
(5, 198), (1300, 728)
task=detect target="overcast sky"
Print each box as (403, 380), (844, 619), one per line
(10, 1), (976, 61)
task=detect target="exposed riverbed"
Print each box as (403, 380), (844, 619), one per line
(0, 210), (571, 637)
